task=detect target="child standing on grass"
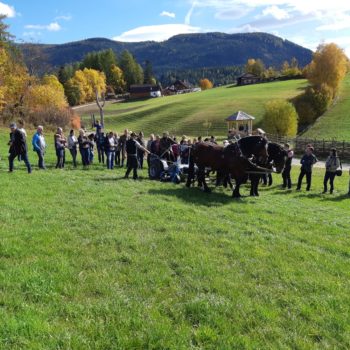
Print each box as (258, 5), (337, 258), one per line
(296, 145), (318, 191)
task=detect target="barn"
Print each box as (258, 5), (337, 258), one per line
(129, 85), (162, 100)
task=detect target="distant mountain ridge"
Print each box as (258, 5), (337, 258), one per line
(20, 32), (313, 75)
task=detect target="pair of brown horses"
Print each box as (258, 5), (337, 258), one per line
(185, 136), (285, 198)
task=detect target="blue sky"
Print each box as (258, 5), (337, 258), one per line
(1, 0), (350, 56)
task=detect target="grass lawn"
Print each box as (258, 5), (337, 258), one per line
(302, 75), (350, 141)
(0, 130), (350, 349)
(81, 79), (307, 137)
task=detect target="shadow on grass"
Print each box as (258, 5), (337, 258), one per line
(322, 194), (350, 202)
(95, 176), (149, 182)
(148, 186), (250, 205)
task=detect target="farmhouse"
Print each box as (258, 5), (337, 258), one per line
(163, 80), (195, 95)
(237, 73), (262, 86)
(129, 85), (162, 99)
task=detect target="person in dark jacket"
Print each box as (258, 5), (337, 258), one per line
(118, 129), (129, 167)
(8, 122), (32, 173)
(282, 143), (294, 189)
(296, 146), (318, 191)
(137, 131), (146, 169)
(159, 131), (176, 160)
(54, 127), (67, 169)
(95, 131), (106, 164)
(124, 132), (150, 180)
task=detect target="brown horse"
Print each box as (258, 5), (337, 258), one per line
(186, 136), (270, 198)
(249, 142), (287, 196)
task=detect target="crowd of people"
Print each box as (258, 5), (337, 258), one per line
(5, 120), (350, 196)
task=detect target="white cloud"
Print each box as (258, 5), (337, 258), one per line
(113, 24), (202, 42)
(185, 1), (197, 25)
(262, 5), (290, 20)
(215, 7), (251, 20)
(0, 1), (15, 17)
(228, 23), (261, 33)
(25, 22), (62, 32)
(55, 14), (72, 21)
(160, 11), (176, 19)
(23, 31), (42, 37)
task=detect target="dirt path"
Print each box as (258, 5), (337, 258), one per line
(293, 158), (350, 171)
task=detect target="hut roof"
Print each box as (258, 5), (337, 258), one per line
(225, 111), (255, 122)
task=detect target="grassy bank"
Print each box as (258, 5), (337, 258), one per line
(302, 75), (350, 141)
(0, 131), (350, 349)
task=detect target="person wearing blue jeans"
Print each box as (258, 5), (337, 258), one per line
(8, 122), (32, 173)
(32, 125), (47, 169)
(105, 132), (116, 169)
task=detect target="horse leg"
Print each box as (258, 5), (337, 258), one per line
(232, 178), (242, 198)
(186, 155), (194, 188)
(268, 173), (273, 187)
(254, 177), (260, 197)
(250, 175), (256, 196)
(200, 166), (211, 193)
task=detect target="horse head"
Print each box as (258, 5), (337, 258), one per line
(238, 136), (269, 164)
(268, 143), (287, 173)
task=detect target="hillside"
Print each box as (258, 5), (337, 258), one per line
(20, 32), (313, 76)
(302, 75), (350, 141)
(81, 79), (308, 136)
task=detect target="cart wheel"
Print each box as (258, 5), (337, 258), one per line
(149, 160), (162, 180)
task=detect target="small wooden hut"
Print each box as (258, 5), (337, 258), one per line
(225, 111), (255, 134)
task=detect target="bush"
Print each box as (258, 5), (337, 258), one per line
(263, 100), (298, 137)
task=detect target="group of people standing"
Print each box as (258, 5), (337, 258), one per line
(5, 120), (350, 196)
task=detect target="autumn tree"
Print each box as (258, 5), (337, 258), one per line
(0, 17), (30, 122)
(109, 64), (126, 93)
(199, 78), (213, 90)
(307, 43), (348, 98)
(263, 100), (298, 137)
(245, 58), (265, 77)
(66, 68), (106, 105)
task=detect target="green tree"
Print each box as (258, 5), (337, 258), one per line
(263, 100), (298, 136)
(119, 50), (144, 89)
(144, 60), (155, 85)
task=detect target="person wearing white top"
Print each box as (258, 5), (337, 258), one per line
(68, 129), (79, 167)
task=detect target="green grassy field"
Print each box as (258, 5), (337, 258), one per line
(302, 75), (350, 141)
(1, 131), (350, 349)
(81, 80), (307, 137)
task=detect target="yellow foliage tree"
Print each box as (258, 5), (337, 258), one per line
(42, 74), (65, 93)
(199, 78), (213, 90)
(69, 68), (106, 104)
(23, 79), (70, 126)
(245, 58), (265, 77)
(110, 64), (126, 93)
(307, 43), (348, 98)
(263, 100), (298, 137)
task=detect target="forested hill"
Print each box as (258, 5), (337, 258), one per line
(21, 32), (313, 74)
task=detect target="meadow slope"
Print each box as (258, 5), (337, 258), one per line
(302, 75), (350, 141)
(81, 80), (307, 137)
(0, 131), (350, 349)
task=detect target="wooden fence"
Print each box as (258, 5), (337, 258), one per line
(266, 134), (350, 160)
